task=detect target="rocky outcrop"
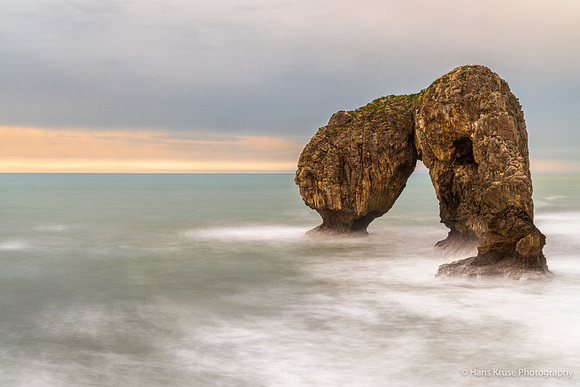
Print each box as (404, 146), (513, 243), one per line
(295, 96), (417, 234)
(295, 65), (551, 279)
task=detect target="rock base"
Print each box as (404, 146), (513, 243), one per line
(436, 257), (554, 281)
(434, 231), (479, 257)
(305, 224), (369, 236)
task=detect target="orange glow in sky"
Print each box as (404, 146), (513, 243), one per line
(1, 126), (578, 173)
(0, 126), (304, 173)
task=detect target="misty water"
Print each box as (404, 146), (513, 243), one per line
(0, 173), (578, 386)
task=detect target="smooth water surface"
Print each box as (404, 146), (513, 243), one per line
(0, 173), (579, 386)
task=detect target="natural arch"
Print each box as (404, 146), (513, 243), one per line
(295, 65), (551, 279)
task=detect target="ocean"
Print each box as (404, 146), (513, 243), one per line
(0, 173), (579, 386)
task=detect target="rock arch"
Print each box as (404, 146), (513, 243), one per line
(295, 65), (551, 279)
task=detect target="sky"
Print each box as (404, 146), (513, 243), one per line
(1, 0), (579, 173)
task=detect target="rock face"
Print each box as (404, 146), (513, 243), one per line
(295, 65), (551, 279)
(295, 96), (417, 234)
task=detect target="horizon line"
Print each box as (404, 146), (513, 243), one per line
(0, 170), (576, 175)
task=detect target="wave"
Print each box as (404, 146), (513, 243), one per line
(184, 225), (311, 242)
(32, 224), (68, 232)
(535, 212), (580, 237)
(535, 194), (568, 208)
(0, 241), (30, 250)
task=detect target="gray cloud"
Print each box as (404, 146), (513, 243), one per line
(1, 0), (579, 161)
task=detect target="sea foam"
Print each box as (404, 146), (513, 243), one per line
(184, 225), (310, 242)
(0, 241), (29, 250)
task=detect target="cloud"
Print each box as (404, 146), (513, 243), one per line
(2, 1), (579, 132)
(0, 126), (304, 172)
(0, 0), (579, 169)
(2, 125), (576, 174)
(530, 159), (580, 174)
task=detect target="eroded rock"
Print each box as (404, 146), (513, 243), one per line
(295, 65), (551, 278)
(295, 96), (417, 234)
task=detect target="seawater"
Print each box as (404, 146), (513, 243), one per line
(0, 173), (579, 386)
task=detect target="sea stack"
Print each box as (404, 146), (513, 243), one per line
(295, 97), (417, 235)
(295, 65), (551, 279)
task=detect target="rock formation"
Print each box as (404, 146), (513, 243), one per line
(295, 65), (551, 279)
(295, 96), (417, 234)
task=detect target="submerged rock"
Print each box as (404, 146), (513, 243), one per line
(295, 65), (551, 279)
